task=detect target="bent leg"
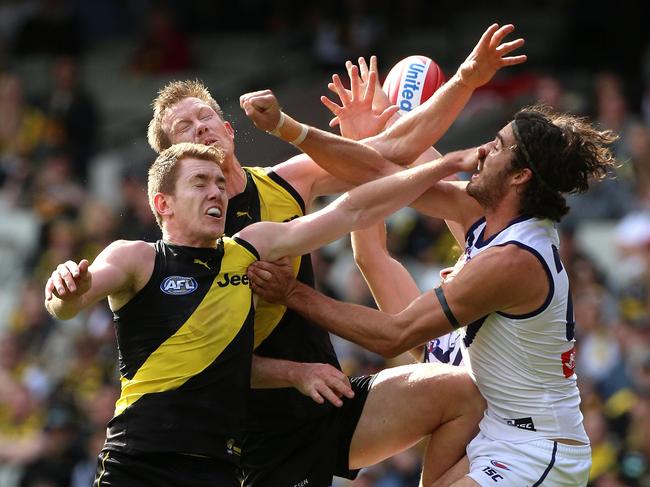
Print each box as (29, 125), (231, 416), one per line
(428, 455), (469, 487)
(348, 363), (484, 482)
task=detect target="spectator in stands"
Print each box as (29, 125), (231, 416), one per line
(128, 5), (191, 75)
(38, 56), (99, 181)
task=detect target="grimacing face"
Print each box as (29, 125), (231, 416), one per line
(160, 157), (228, 246)
(466, 124), (518, 209)
(162, 97), (235, 158)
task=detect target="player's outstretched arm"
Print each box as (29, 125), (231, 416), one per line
(365, 23), (526, 165)
(240, 89), (399, 193)
(236, 154), (462, 263)
(44, 240), (154, 320)
(351, 224), (425, 360)
(249, 243), (547, 357)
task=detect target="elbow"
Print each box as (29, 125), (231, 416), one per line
(372, 323), (409, 359)
(352, 247), (372, 270)
(375, 340), (405, 359)
(44, 300), (77, 321)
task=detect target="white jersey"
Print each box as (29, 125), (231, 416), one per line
(423, 330), (464, 365)
(459, 216), (588, 444)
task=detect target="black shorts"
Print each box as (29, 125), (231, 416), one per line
(241, 374), (376, 487)
(93, 449), (239, 487)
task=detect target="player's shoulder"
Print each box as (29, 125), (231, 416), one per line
(271, 153), (315, 180)
(108, 239), (155, 254)
(101, 240), (156, 268)
(470, 242), (542, 276)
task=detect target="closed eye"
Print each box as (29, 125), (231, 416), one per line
(175, 123), (191, 134)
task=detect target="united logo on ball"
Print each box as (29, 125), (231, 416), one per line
(382, 55), (445, 114)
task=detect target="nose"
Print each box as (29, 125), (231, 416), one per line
(196, 122), (208, 137)
(480, 140), (494, 152)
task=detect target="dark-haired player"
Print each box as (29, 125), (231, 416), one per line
(249, 105), (617, 486)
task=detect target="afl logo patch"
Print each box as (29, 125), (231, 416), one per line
(490, 460), (510, 470)
(160, 276), (198, 295)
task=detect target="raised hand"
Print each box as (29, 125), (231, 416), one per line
(321, 56), (398, 140)
(457, 23), (527, 90)
(45, 259), (91, 301)
(239, 89), (282, 133)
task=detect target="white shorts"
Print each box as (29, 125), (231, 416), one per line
(466, 432), (591, 486)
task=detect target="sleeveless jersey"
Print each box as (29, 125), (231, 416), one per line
(105, 238), (259, 462)
(459, 216), (588, 443)
(423, 330), (463, 365)
(224, 167), (340, 436)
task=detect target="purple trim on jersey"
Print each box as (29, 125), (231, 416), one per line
(463, 315), (488, 348)
(464, 217), (486, 243)
(474, 215), (534, 249)
(494, 241), (555, 320)
(551, 244), (563, 273)
(531, 441), (557, 487)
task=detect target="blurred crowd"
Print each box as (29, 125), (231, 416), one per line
(1, 1), (650, 486)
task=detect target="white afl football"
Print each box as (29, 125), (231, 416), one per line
(382, 55), (445, 114)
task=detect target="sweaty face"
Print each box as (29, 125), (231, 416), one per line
(163, 97), (235, 157)
(466, 124), (517, 209)
(163, 158), (228, 246)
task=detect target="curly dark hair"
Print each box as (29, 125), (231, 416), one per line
(510, 105), (618, 222)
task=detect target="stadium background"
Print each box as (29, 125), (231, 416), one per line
(1, 0), (649, 485)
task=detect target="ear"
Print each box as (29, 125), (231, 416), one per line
(224, 121), (235, 138)
(512, 167), (533, 186)
(153, 192), (173, 221)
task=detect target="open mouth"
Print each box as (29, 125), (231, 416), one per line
(206, 207), (222, 219)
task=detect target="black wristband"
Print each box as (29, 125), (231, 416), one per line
(435, 286), (461, 329)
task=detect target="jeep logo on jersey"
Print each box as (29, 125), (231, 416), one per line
(160, 276), (198, 295)
(216, 273), (250, 287)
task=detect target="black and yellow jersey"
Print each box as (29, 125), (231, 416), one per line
(224, 167), (341, 434)
(104, 238), (258, 462)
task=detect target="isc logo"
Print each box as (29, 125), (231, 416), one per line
(160, 276), (198, 295)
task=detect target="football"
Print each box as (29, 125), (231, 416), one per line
(382, 55), (445, 114)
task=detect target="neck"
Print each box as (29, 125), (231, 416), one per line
(221, 153), (247, 198)
(162, 230), (220, 249)
(481, 198), (522, 241)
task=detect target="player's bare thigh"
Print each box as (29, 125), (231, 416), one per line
(348, 363), (483, 469)
(449, 477), (480, 486)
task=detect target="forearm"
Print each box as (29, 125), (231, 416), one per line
(268, 157), (458, 261)
(365, 74), (474, 165)
(44, 296), (85, 320)
(275, 114), (397, 185)
(353, 227), (425, 361)
(251, 355), (301, 389)
(342, 158), (457, 228)
(285, 281), (403, 357)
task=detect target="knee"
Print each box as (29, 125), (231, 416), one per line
(455, 372), (485, 419)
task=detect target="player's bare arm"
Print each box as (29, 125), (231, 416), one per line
(366, 23), (526, 165)
(236, 156), (458, 263)
(240, 89), (398, 194)
(251, 354), (354, 408)
(44, 240), (155, 319)
(351, 224), (425, 360)
(249, 243), (548, 358)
